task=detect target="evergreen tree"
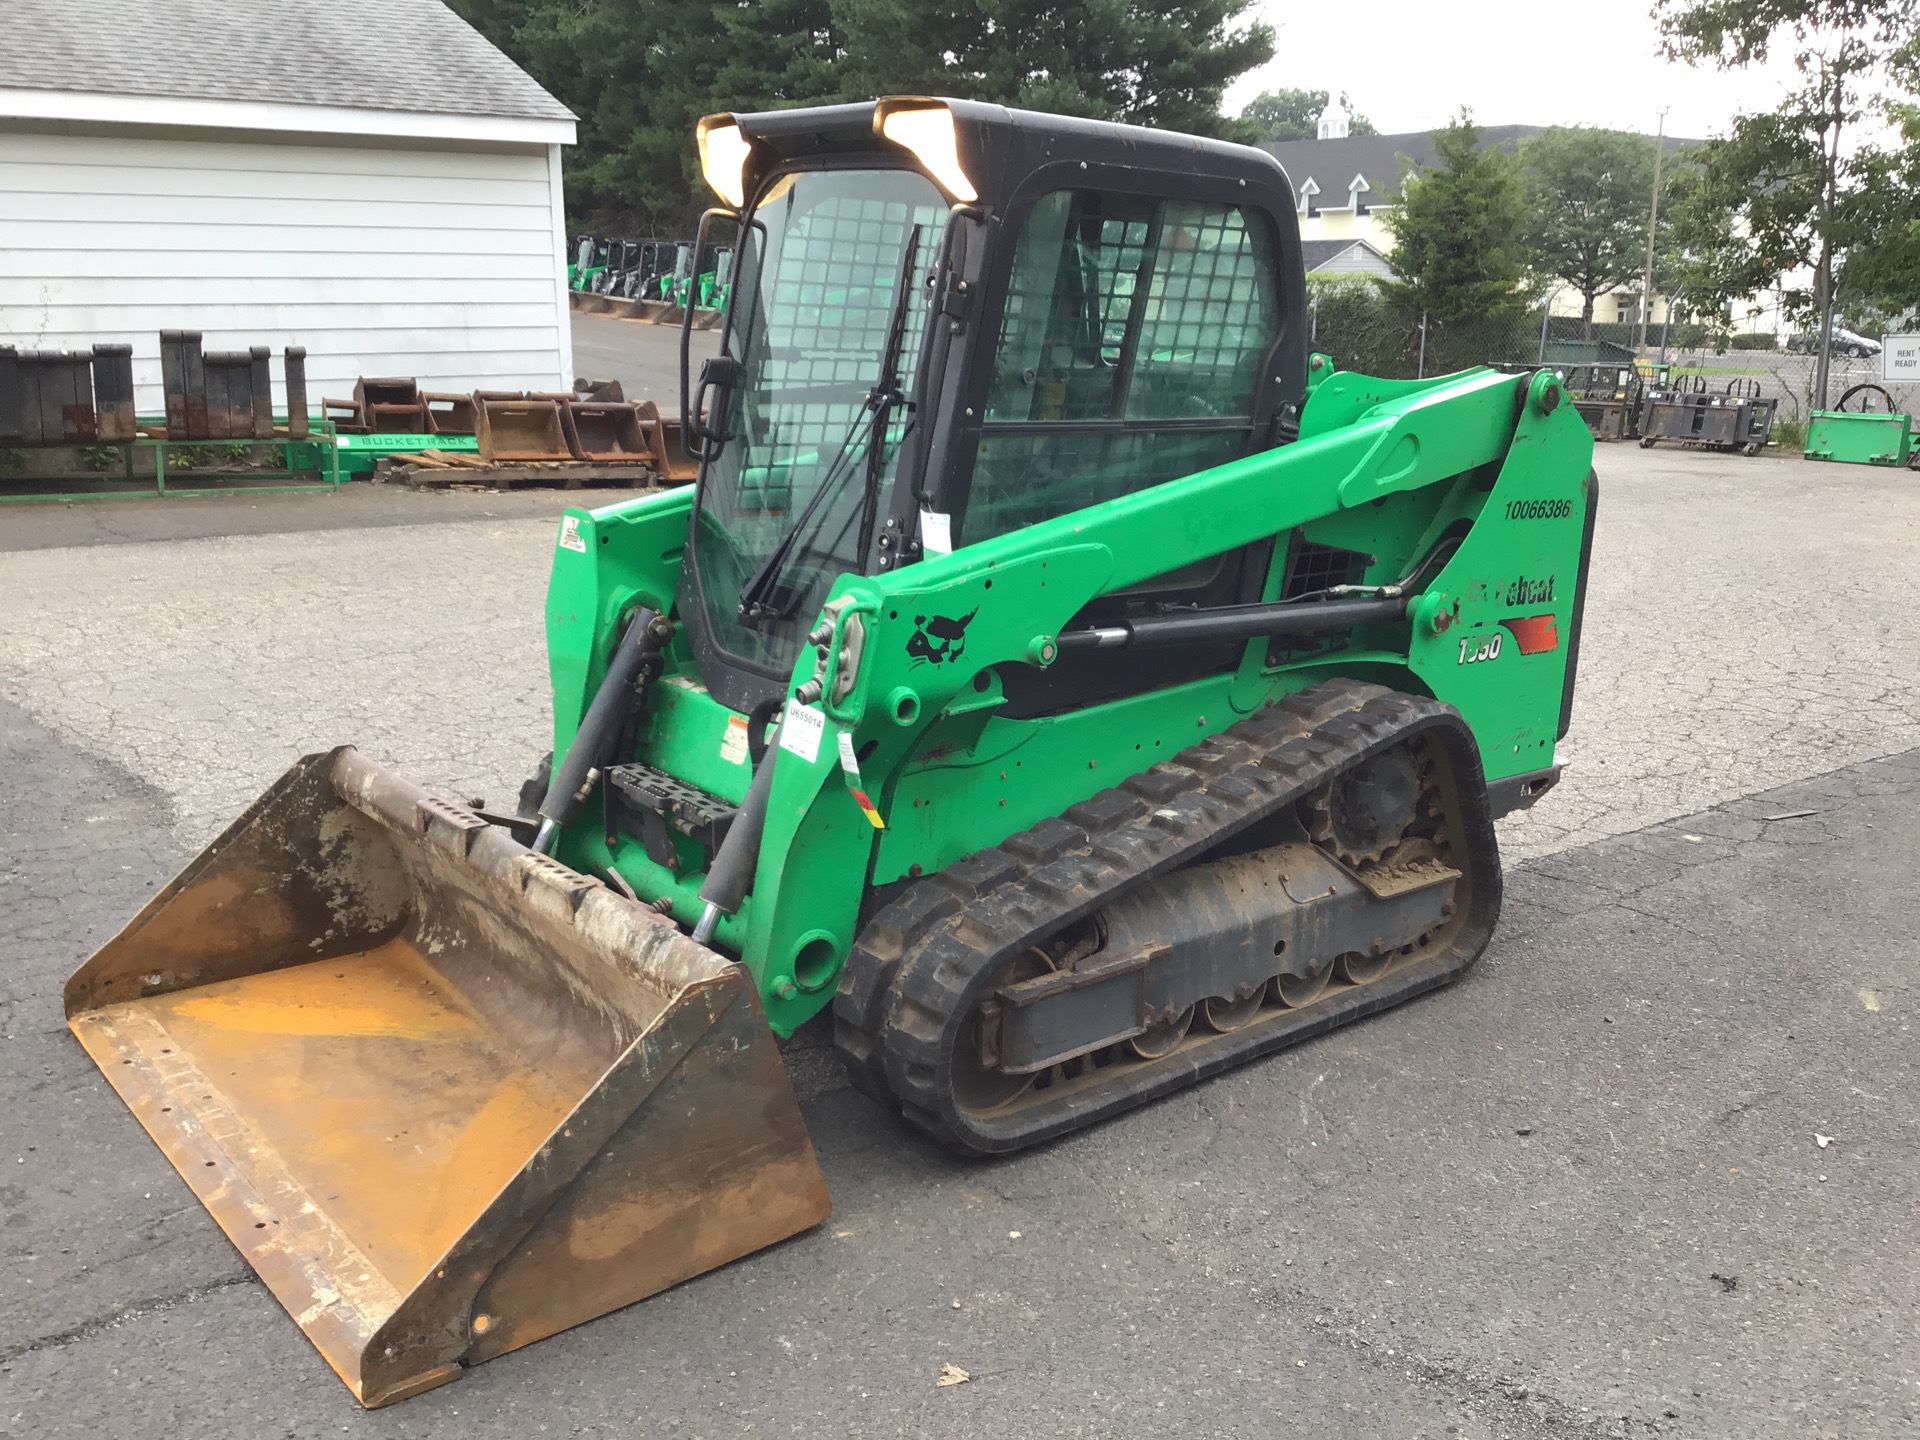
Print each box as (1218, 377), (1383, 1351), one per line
(450, 0), (1274, 228)
(1377, 113), (1533, 332)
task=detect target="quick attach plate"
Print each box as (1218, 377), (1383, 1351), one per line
(604, 764), (736, 870)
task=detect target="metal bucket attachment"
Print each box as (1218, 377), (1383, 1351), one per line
(357, 378), (429, 434)
(635, 399), (699, 482)
(562, 400), (651, 462)
(476, 395), (572, 462)
(65, 749), (830, 1408)
(422, 392), (478, 436)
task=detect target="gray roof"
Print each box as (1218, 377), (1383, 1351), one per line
(1264, 125), (1696, 201)
(1264, 126), (1543, 201)
(0, 0), (573, 124)
(1300, 238), (1384, 269)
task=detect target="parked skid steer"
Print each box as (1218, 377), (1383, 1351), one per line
(67, 98), (1596, 1404)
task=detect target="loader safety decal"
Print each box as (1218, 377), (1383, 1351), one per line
(836, 731), (886, 829)
(557, 515), (588, 553)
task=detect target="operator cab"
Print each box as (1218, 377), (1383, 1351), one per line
(676, 98), (1309, 712)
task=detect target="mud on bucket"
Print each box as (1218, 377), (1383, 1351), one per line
(64, 747), (829, 1406)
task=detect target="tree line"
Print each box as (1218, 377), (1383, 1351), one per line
(1353, 0), (1920, 355)
(450, 0), (1275, 233)
(458, 0), (1918, 348)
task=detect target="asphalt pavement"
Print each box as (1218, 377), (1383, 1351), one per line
(2, 437), (1917, 1436)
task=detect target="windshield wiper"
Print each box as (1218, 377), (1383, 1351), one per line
(737, 224), (924, 625)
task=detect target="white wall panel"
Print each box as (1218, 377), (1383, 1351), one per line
(0, 127), (571, 414)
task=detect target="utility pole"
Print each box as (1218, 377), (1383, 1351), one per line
(1637, 106), (1669, 353)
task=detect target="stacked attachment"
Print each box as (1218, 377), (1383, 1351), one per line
(201, 346), (275, 440)
(161, 332), (304, 441)
(325, 378), (431, 435)
(65, 748), (829, 1407)
(1637, 375), (1776, 456)
(91, 345), (137, 443)
(7, 349), (98, 444)
(0, 345), (135, 445)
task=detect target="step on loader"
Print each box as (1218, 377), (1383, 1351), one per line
(68, 97), (1597, 1405)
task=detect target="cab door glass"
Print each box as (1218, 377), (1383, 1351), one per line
(967, 189), (1280, 546)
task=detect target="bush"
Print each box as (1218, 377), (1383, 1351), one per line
(1772, 417), (1806, 450)
(1729, 332), (1778, 351)
(1306, 277), (1422, 378)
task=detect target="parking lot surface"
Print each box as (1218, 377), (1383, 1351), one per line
(3, 439), (1917, 1436)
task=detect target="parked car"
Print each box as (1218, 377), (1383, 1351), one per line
(1788, 325), (1882, 358)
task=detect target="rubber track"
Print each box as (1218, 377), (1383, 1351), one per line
(832, 679), (1503, 1154)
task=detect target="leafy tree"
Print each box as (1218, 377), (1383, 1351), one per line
(1838, 101), (1920, 325)
(451, 0), (1275, 229)
(1238, 87), (1378, 142)
(1658, 0), (1920, 399)
(1377, 112), (1533, 333)
(1520, 127), (1668, 338)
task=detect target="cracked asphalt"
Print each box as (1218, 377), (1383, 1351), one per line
(3, 437), (1918, 1436)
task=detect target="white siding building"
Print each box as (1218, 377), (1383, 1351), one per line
(0, 0), (576, 417)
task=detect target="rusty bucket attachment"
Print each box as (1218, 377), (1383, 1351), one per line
(476, 394), (572, 462)
(422, 392), (478, 436)
(635, 399), (699, 482)
(562, 400), (653, 462)
(65, 749), (830, 1408)
(358, 377), (430, 435)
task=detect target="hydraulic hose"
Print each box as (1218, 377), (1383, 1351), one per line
(532, 607), (670, 853)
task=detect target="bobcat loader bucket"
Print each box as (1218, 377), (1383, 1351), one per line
(636, 399), (699, 482)
(475, 395), (571, 462)
(64, 748), (830, 1408)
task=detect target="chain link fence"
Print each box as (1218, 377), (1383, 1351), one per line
(1306, 279), (1548, 380)
(1304, 277), (1919, 424)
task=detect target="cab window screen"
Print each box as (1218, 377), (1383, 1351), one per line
(966, 189), (1280, 545)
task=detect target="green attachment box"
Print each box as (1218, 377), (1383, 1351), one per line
(1804, 409), (1916, 467)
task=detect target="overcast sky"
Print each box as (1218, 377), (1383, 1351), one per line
(1222, 0), (1808, 140)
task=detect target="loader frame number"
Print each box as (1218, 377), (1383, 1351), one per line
(1458, 632), (1503, 666)
(1505, 498), (1572, 520)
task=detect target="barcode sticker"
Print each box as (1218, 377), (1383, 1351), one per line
(779, 699), (825, 764)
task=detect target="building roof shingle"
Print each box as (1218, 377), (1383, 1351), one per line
(0, 0), (572, 124)
(1264, 125), (1699, 204)
(1263, 126), (1545, 201)
(1300, 239), (1375, 268)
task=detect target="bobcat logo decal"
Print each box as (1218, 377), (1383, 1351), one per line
(905, 609), (977, 666)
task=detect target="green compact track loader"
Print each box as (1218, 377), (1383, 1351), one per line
(67, 98), (1597, 1405)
